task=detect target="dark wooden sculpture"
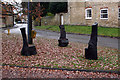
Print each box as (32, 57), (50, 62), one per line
(58, 25), (69, 47)
(20, 28), (30, 56)
(85, 22), (98, 60)
(20, 28), (37, 56)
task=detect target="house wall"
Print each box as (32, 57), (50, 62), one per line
(1, 16), (13, 27)
(1, 17), (6, 27)
(39, 1), (119, 27)
(67, 2), (119, 27)
(86, 2), (118, 27)
(68, 2), (86, 25)
(118, 2), (120, 27)
(1, 3), (14, 27)
(6, 16), (13, 27)
(0, 18), (3, 27)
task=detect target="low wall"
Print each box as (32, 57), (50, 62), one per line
(41, 15), (60, 26)
(40, 13), (69, 26)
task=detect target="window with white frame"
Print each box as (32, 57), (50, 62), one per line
(85, 8), (92, 19)
(100, 9), (108, 19)
(119, 8), (120, 19)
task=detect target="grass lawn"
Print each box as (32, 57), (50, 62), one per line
(34, 25), (119, 37)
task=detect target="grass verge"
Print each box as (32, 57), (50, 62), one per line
(34, 25), (119, 37)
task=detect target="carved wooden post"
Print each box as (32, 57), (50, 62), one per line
(85, 22), (98, 60)
(20, 28), (30, 56)
(58, 25), (69, 47)
(20, 28), (37, 56)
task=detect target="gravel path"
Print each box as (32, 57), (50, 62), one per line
(2, 66), (119, 78)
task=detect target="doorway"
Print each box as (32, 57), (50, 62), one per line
(60, 14), (64, 25)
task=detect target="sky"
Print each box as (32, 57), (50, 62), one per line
(1, 0), (22, 15)
(1, 0), (120, 2)
(1, 0), (22, 3)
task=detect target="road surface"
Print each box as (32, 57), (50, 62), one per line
(3, 24), (119, 49)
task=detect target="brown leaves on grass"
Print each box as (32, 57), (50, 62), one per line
(2, 33), (119, 70)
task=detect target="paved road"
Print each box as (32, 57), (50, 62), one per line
(4, 24), (28, 34)
(3, 24), (119, 49)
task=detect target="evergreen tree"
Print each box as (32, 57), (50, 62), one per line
(49, 2), (68, 15)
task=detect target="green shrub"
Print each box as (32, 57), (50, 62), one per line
(47, 12), (54, 16)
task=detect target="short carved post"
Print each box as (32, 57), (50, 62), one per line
(58, 25), (69, 47)
(85, 22), (98, 60)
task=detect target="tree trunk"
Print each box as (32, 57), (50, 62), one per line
(39, 18), (41, 26)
